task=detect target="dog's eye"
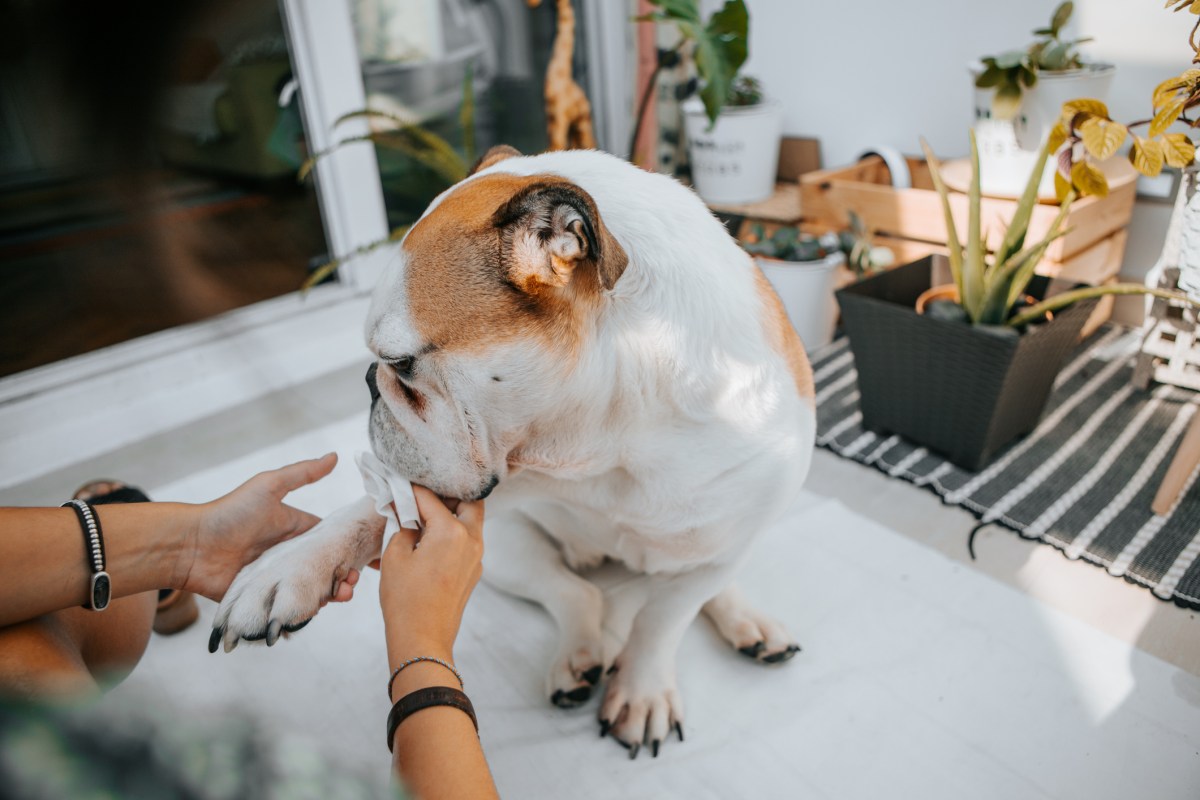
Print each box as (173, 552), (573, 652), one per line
(387, 355), (415, 380)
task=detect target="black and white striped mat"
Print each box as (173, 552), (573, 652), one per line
(812, 326), (1200, 609)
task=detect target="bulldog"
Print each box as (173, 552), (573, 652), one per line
(211, 146), (816, 756)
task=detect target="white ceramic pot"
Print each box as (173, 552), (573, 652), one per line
(970, 62), (1115, 197)
(684, 98), (782, 205)
(756, 251), (845, 352)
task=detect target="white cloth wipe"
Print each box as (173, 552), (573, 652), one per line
(356, 451), (421, 554)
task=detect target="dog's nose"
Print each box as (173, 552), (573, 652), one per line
(366, 362), (380, 404)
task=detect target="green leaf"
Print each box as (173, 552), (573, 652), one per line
(920, 138), (965, 304)
(996, 136), (1054, 268)
(1131, 136), (1166, 176)
(644, 0), (700, 23)
(1078, 117), (1127, 160)
(994, 49), (1026, 70)
(1163, 132), (1197, 167)
(992, 81), (1023, 120)
(695, 0), (749, 125)
(1040, 41), (1070, 70)
(1008, 283), (1200, 328)
(975, 66), (1004, 88)
(964, 130), (985, 321)
(1019, 65), (1038, 88)
(1051, 1), (1074, 35)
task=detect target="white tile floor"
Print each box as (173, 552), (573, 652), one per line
(7, 364), (1199, 798)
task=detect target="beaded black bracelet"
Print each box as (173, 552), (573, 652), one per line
(62, 499), (111, 611)
(386, 686), (478, 752)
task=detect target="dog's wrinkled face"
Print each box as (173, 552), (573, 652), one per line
(363, 148), (628, 500)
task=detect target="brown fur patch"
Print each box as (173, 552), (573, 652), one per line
(402, 173), (613, 361)
(751, 263), (815, 400)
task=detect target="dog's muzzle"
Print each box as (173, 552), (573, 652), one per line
(366, 362), (380, 405)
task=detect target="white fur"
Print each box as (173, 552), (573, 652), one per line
(213, 150), (815, 753)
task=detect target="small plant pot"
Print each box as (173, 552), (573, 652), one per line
(683, 98), (782, 205)
(970, 62), (1115, 197)
(835, 254), (1097, 471)
(756, 251), (845, 351)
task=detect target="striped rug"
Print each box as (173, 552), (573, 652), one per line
(812, 325), (1200, 609)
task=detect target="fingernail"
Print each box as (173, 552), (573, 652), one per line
(208, 628), (222, 654)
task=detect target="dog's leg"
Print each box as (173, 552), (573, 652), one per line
(599, 564), (737, 758)
(702, 583), (800, 664)
(483, 510), (605, 707)
(210, 495), (384, 652)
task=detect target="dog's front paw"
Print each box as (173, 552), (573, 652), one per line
(598, 657), (684, 759)
(703, 587), (802, 664)
(209, 531), (360, 653)
(548, 638), (606, 708)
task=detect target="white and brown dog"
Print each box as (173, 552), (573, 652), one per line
(211, 146), (816, 756)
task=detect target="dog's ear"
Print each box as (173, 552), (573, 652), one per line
(470, 144), (522, 176)
(492, 180), (628, 294)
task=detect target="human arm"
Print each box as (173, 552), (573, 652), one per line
(0, 453), (350, 627)
(380, 486), (498, 800)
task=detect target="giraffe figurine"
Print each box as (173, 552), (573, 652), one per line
(528, 0), (596, 151)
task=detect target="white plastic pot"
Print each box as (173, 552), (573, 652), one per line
(970, 62), (1115, 197)
(684, 98), (782, 205)
(756, 251), (845, 352)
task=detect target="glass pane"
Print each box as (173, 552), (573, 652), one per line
(350, 0), (592, 230)
(0, 0), (329, 378)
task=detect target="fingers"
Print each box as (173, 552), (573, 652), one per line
(455, 499), (485, 538)
(263, 452), (338, 497)
(411, 485), (456, 527)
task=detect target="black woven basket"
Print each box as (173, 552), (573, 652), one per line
(835, 255), (1098, 471)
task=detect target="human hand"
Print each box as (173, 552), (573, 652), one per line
(379, 485), (484, 663)
(180, 453), (348, 602)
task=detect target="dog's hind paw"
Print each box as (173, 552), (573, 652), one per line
(703, 585), (801, 665)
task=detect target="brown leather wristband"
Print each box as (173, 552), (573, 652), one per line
(387, 686), (478, 752)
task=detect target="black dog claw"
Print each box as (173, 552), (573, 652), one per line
(284, 618), (311, 633)
(208, 628), (222, 654)
(566, 686), (591, 704)
(629, 743), (640, 761)
(762, 644), (802, 664)
(582, 665), (602, 685)
(652, 740), (660, 758)
(738, 641), (766, 658)
(675, 722), (684, 742)
(599, 719), (611, 738)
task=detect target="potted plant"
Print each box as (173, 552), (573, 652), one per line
(742, 216), (892, 351)
(681, 74), (782, 205)
(630, 0), (781, 204)
(835, 131), (1193, 471)
(972, 1), (1113, 197)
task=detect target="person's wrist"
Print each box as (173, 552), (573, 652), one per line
(385, 627), (454, 669)
(170, 502), (204, 593)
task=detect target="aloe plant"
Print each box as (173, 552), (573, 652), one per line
(922, 130), (1196, 328)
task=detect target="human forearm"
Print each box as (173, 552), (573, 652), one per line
(388, 661), (498, 800)
(0, 504), (195, 627)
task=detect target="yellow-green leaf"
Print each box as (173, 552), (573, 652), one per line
(1071, 160), (1109, 197)
(1162, 133), (1197, 167)
(1131, 136), (1166, 176)
(1150, 96), (1187, 137)
(1079, 117), (1127, 160)
(1061, 98), (1110, 121)
(993, 83), (1023, 120)
(1048, 121), (1070, 153)
(1055, 170), (1072, 202)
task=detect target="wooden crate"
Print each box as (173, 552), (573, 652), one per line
(799, 155), (1136, 263)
